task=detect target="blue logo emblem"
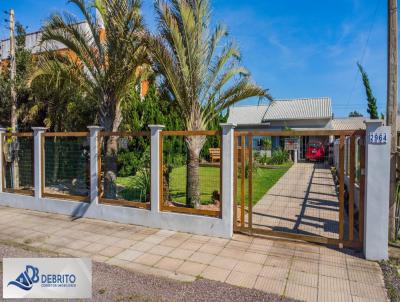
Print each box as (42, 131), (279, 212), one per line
(8, 265), (39, 291)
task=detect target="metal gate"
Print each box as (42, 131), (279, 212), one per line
(233, 130), (365, 249)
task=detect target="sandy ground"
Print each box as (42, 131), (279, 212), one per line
(0, 240), (298, 302)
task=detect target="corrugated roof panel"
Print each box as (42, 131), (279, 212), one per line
(227, 105), (269, 125)
(330, 117), (366, 130)
(262, 97), (332, 121)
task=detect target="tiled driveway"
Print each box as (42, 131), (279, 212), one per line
(250, 162), (341, 239)
(0, 206), (387, 301)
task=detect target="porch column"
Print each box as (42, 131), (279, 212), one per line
(32, 127), (47, 199)
(221, 123), (236, 237)
(364, 120), (391, 260)
(149, 125), (165, 213)
(88, 126), (103, 204)
(0, 128), (6, 192)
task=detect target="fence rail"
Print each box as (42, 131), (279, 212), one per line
(41, 133), (90, 201)
(98, 131), (151, 210)
(0, 125), (389, 252)
(1, 133), (34, 196)
(159, 131), (222, 218)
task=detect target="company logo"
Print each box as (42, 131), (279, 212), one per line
(7, 264), (78, 291)
(3, 258), (91, 299)
(8, 265), (39, 291)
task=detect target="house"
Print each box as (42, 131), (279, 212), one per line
(228, 97), (333, 159)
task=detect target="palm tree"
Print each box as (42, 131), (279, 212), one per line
(147, 0), (271, 208)
(38, 0), (149, 197)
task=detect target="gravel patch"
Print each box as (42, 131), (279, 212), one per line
(380, 260), (400, 302)
(0, 240), (298, 302)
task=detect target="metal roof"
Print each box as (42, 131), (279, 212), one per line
(227, 97), (332, 125)
(330, 117), (366, 130)
(262, 97), (332, 121)
(227, 105), (269, 125)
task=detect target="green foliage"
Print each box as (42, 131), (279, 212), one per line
(238, 160), (259, 179)
(120, 84), (186, 169)
(270, 148), (290, 165)
(30, 70), (96, 131)
(147, 0), (270, 132)
(117, 142), (149, 177)
(357, 63), (379, 119)
(349, 111), (363, 117)
(259, 148), (291, 165)
(134, 168), (151, 201)
(0, 22), (35, 130)
(259, 138), (272, 150)
(39, 0), (149, 133)
(121, 85), (183, 131)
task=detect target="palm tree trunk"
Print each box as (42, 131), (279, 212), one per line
(104, 135), (118, 198)
(102, 98), (122, 199)
(185, 135), (206, 208)
(52, 124), (60, 183)
(163, 165), (172, 206)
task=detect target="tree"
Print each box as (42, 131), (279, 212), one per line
(357, 63), (379, 119)
(349, 111), (363, 117)
(0, 22), (35, 189)
(146, 0), (271, 207)
(38, 0), (149, 197)
(0, 23), (35, 130)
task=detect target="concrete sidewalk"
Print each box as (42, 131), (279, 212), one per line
(0, 206), (387, 302)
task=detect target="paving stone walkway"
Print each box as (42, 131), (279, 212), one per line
(251, 162), (340, 239)
(0, 206), (387, 302)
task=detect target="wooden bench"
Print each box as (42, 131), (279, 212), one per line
(209, 148), (221, 163)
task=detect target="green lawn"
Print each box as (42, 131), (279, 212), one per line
(168, 166), (220, 205)
(116, 176), (147, 201)
(117, 163), (292, 206)
(238, 163), (292, 206)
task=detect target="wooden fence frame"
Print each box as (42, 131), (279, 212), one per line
(97, 131), (151, 210)
(41, 132), (90, 202)
(1, 132), (35, 196)
(233, 130), (366, 249)
(159, 130), (222, 218)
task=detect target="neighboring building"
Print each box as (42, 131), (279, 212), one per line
(0, 22), (149, 97)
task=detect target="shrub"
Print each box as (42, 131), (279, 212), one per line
(238, 161), (258, 179)
(117, 142), (150, 177)
(117, 150), (142, 177)
(135, 168), (151, 202)
(269, 148), (290, 165)
(258, 148), (290, 165)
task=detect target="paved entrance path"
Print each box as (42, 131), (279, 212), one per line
(251, 162), (341, 239)
(0, 206), (387, 301)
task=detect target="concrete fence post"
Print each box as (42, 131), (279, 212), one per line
(149, 125), (165, 214)
(88, 126), (103, 204)
(364, 120), (391, 260)
(32, 127), (47, 199)
(0, 127), (6, 192)
(221, 123), (236, 238)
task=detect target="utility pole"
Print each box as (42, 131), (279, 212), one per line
(388, 0), (398, 241)
(10, 9), (17, 131)
(9, 9), (19, 189)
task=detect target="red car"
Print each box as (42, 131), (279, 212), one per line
(305, 142), (325, 161)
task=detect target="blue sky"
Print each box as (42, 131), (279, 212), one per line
(0, 0), (389, 117)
